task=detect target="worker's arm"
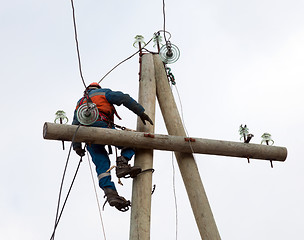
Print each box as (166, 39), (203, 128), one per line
(71, 105), (85, 155)
(105, 90), (145, 115)
(105, 90), (153, 125)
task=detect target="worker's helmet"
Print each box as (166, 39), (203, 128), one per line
(87, 82), (101, 90)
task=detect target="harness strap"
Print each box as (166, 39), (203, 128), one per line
(98, 172), (111, 181)
(113, 106), (122, 120)
(98, 111), (114, 125)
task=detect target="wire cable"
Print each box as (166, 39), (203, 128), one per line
(162, 0), (168, 43)
(70, 0), (87, 89)
(86, 152), (107, 240)
(50, 156), (83, 240)
(173, 84), (196, 155)
(50, 125), (81, 240)
(170, 83), (199, 240)
(171, 152), (178, 240)
(98, 37), (154, 84)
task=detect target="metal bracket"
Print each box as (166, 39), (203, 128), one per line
(184, 137), (195, 142)
(144, 133), (155, 138)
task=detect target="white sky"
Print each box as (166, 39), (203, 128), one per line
(1, 0), (304, 239)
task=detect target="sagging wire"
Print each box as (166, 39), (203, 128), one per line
(168, 76), (194, 240)
(172, 83), (196, 156)
(86, 151), (107, 240)
(50, 125), (82, 240)
(171, 152), (178, 240)
(50, 157), (83, 240)
(158, 1), (186, 230)
(98, 36), (154, 84)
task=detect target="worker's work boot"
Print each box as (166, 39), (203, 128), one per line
(103, 188), (131, 212)
(116, 156), (141, 178)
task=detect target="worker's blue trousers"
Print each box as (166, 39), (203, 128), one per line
(87, 121), (135, 191)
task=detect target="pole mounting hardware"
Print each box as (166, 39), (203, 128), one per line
(144, 133), (155, 138)
(261, 133), (275, 168)
(54, 110), (69, 150)
(185, 137), (195, 142)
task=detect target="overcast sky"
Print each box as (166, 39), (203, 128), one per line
(1, 0), (304, 239)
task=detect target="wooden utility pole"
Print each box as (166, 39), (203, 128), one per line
(154, 54), (221, 239)
(130, 54), (156, 240)
(43, 53), (288, 240)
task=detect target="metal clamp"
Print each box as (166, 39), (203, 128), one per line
(144, 133), (155, 138)
(184, 137), (195, 142)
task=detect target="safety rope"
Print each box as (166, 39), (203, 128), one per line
(86, 152), (107, 240)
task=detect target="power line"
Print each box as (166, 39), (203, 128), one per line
(50, 156), (83, 240)
(98, 37), (154, 84)
(50, 125), (81, 240)
(70, 0), (87, 89)
(162, 0), (167, 43)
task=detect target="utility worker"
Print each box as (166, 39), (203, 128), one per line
(72, 82), (153, 212)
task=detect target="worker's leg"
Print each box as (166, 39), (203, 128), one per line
(87, 144), (132, 212)
(121, 147), (135, 160)
(87, 143), (116, 191)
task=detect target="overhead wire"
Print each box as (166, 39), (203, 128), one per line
(50, 125), (82, 240)
(162, 0), (168, 43)
(98, 37), (154, 84)
(50, 156), (83, 240)
(70, 0), (87, 89)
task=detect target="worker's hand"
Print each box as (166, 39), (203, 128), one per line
(75, 148), (86, 157)
(139, 112), (153, 125)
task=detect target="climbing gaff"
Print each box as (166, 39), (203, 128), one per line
(76, 102), (99, 125)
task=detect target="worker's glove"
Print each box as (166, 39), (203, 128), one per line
(139, 112), (153, 125)
(75, 148), (86, 157)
